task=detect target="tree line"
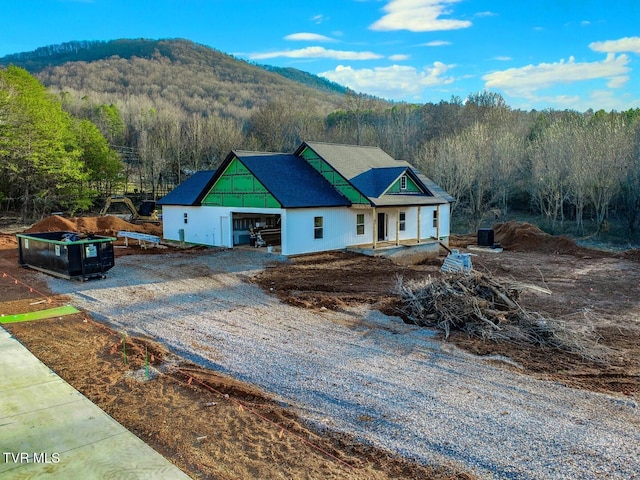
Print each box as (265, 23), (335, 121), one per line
(0, 66), (121, 219)
(2, 65), (639, 242)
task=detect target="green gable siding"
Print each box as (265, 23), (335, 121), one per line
(202, 157), (281, 208)
(387, 175), (422, 194)
(300, 148), (369, 205)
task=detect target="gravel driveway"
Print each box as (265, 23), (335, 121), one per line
(46, 249), (640, 479)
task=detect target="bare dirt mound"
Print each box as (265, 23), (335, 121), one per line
(493, 221), (576, 253)
(25, 215), (162, 237)
(449, 233), (476, 248)
(492, 221), (608, 257)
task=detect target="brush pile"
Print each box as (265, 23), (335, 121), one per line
(394, 271), (607, 361)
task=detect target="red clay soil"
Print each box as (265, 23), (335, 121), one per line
(493, 221), (579, 253)
(25, 214), (163, 237)
(1, 216), (471, 480)
(255, 222), (640, 398)
(454, 221), (614, 258)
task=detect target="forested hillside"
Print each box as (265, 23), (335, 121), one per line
(1, 38), (640, 242)
(1, 39), (347, 121)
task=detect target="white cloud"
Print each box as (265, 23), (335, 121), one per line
(389, 54), (410, 61)
(581, 20), (591, 27)
(606, 76), (630, 88)
(370, 0), (472, 32)
(311, 14), (329, 24)
(589, 36), (640, 54)
(422, 40), (451, 47)
(249, 47), (383, 61)
(586, 89), (640, 111)
(494, 56), (512, 61)
(514, 89), (640, 112)
(319, 62), (455, 99)
(475, 11), (497, 17)
(483, 53), (631, 97)
(285, 33), (336, 42)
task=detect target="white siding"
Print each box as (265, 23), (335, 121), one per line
(438, 203), (451, 239)
(369, 205), (451, 244)
(162, 206), (286, 249)
(161, 206), (219, 246)
(415, 204), (450, 241)
(161, 203), (451, 254)
(284, 207), (359, 255)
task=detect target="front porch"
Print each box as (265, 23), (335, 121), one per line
(346, 237), (448, 265)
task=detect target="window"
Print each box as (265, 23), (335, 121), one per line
(399, 211), (406, 231)
(183, 212), (188, 224)
(400, 175), (407, 191)
(356, 214), (365, 235)
(314, 216), (323, 239)
(433, 209), (438, 228)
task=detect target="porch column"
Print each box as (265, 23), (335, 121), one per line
(372, 207), (377, 249)
(395, 208), (400, 246)
(417, 206), (421, 244)
(436, 204), (441, 240)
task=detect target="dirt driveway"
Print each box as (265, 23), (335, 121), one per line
(1, 240), (462, 480)
(40, 247), (640, 479)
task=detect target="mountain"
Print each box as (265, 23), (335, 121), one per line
(0, 38), (351, 121)
(260, 64), (348, 96)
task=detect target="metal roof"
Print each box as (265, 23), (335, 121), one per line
(157, 170), (217, 206)
(300, 141), (454, 205)
(413, 171), (457, 203)
(349, 166), (407, 198)
(235, 152), (351, 208)
(301, 141), (413, 180)
(158, 143), (454, 209)
(367, 194), (449, 207)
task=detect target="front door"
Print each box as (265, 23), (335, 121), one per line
(377, 212), (387, 241)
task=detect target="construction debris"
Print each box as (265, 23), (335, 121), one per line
(440, 249), (473, 273)
(393, 271), (608, 362)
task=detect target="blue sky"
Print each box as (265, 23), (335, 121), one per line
(2, 0), (639, 111)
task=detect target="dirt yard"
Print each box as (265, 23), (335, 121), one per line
(254, 222), (640, 398)
(2, 216), (639, 479)
(0, 216), (470, 480)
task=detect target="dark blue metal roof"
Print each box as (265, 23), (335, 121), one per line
(157, 170), (217, 206)
(412, 170), (457, 203)
(238, 153), (351, 208)
(350, 166), (407, 198)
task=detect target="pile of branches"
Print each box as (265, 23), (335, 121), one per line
(393, 271), (607, 362)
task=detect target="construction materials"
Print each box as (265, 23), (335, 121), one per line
(100, 196), (160, 224)
(441, 249), (473, 273)
(117, 231), (161, 248)
(16, 231), (115, 280)
(0, 305), (80, 324)
(250, 226), (281, 248)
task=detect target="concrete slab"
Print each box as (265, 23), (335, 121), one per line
(0, 326), (191, 479)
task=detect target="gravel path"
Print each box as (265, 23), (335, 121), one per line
(46, 249), (640, 479)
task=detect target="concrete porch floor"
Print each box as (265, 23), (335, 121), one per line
(346, 239), (444, 264)
(0, 326), (191, 479)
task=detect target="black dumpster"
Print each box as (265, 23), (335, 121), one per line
(16, 231), (115, 280)
(477, 228), (495, 247)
